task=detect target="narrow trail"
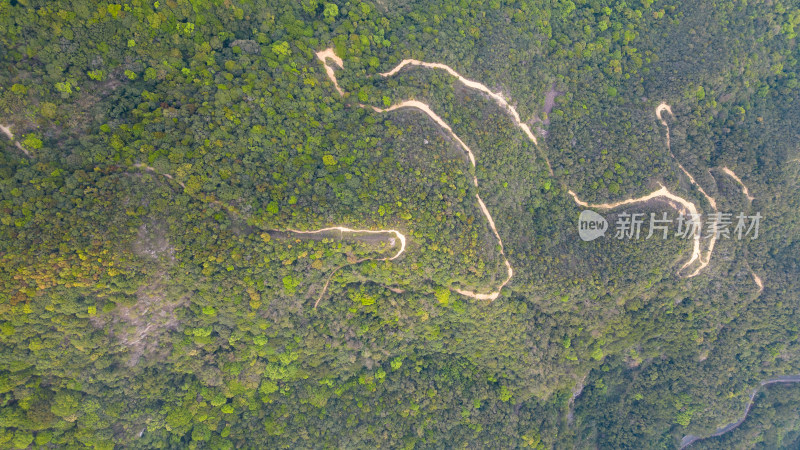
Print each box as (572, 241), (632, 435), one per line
(680, 376), (800, 449)
(654, 104), (717, 278)
(751, 270), (764, 293)
(0, 123), (31, 158)
(317, 49), (514, 301)
(127, 164), (406, 307)
(284, 227), (407, 308)
(743, 253), (764, 295)
(315, 48), (345, 96)
(714, 166), (761, 290)
(569, 104), (723, 278)
(132, 163), (186, 189)
(656, 103), (718, 211)
(284, 227), (406, 261)
(720, 167), (755, 202)
(379, 59), (553, 175)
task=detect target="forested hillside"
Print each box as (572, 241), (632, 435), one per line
(1, 0), (799, 448)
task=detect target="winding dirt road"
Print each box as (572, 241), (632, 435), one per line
(569, 184), (708, 276)
(571, 103), (765, 284)
(130, 50), (539, 305)
(721, 167), (755, 202)
(285, 227), (406, 261)
(315, 52), (747, 295)
(283, 227), (407, 307)
(317, 49), (514, 301)
(128, 51), (761, 303)
(315, 48), (345, 96)
(680, 376), (800, 449)
(570, 104), (722, 278)
(379, 59), (553, 174)
(656, 104), (718, 211)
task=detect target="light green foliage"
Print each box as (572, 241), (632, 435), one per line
(675, 409), (693, 427)
(107, 4), (122, 18)
(696, 85), (706, 100)
(50, 391), (80, 417)
(12, 431), (33, 449)
(301, 0), (318, 15)
(87, 69), (105, 81)
(323, 3), (338, 22)
(499, 386), (512, 402)
(144, 67), (157, 81)
(434, 286), (450, 305)
(351, 289), (376, 306)
(271, 41), (291, 57)
(260, 380), (279, 395)
(22, 134), (42, 149)
(54, 81), (72, 95)
(282, 275), (300, 294)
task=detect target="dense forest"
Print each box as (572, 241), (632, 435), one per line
(1, 0), (799, 448)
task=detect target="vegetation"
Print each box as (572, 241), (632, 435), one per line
(1, 0), (799, 448)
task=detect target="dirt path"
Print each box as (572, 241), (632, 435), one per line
(0, 124), (14, 140)
(720, 167), (755, 201)
(285, 227), (406, 261)
(286, 227), (407, 308)
(656, 104), (718, 210)
(315, 48), (345, 96)
(744, 258), (764, 294)
(717, 167), (761, 290)
(317, 49), (515, 301)
(569, 184), (709, 277)
(127, 164), (405, 307)
(0, 123), (31, 158)
(100, 58), (758, 300)
(653, 104), (717, 278)
(314, 53), (732, 294)
(717, 166), (761, 289)
(570, 104), (723, 278)
(751, 270), (764, 292)
(380, 59), (553, 175)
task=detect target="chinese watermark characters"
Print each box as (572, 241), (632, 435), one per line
(579, 210), (762, 241)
